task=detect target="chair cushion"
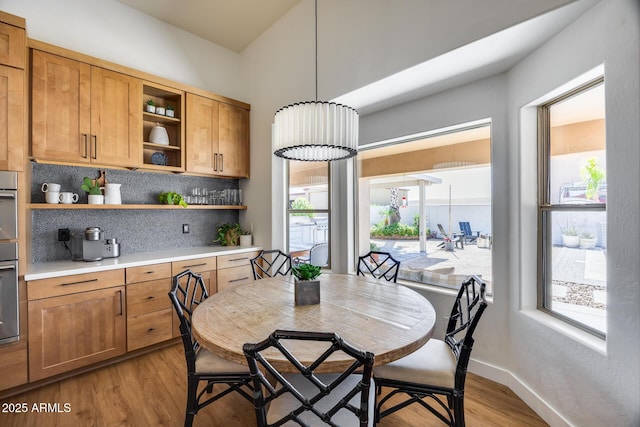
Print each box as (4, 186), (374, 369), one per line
(195, 348), (249, 374)
(373, 339), (456, 389)
(267, 373), (375, 426)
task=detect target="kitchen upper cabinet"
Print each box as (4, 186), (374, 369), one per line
(185, 93), (219, 175)
(0, 12), (25, 172)
(0, 62), (24, 171)
(186, 93), (249, 178)
(219, 102), (250, 178)
(31, 50), (140, 167)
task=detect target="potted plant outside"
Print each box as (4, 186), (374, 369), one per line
(561, 226), (579, 248)
(292, 263), (322, 306)
(81, 177), (104, 204)
(165, 105), (175, 118)
(145, 99), (156, 113)
(580, 232), (596, 249)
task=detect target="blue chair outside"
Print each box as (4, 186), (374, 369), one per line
(458, 222), (480, 244)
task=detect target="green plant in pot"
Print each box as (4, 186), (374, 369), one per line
(81, 177), (103, 204)
(292, 263), (322, 306)
(214, 223), (242, 246)
(158, 191), (188, 208)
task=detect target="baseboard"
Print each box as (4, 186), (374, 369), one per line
(468, 358), (573, 427)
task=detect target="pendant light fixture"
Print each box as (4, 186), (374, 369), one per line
(273, 0), (359, 161)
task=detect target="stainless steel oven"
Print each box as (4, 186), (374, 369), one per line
(0, 242), (18, 344)
(0, 171), (18, 240)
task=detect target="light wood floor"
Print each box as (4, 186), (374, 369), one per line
(0, 344), (548, 426)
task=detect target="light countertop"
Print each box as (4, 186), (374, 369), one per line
(25, 246), (262, 281)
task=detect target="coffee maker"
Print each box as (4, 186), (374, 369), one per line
(71, 227), (121, 261)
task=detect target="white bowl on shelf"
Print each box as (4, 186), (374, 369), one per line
(149, 123), (169, 145)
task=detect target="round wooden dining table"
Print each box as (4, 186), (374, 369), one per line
(191, 273), (436, 373)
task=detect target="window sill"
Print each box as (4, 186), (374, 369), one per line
(520, 308), (607, 356)
(398, 279), (494, 305)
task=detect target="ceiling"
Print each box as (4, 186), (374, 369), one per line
(114, 0), (299, 53)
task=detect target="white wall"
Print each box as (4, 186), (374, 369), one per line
(0, 0), (246, 101)
(509, 0), (640, 425)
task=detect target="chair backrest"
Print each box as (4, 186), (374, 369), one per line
(169, 269), (209, 372)
(444, 275), (488, 389)
(459, 221), (472, 236)
(357, 251), (400, 283)
(243, 330), (375, 427)
(309, 243), (329, 267)
(251, 249), (292, 280)
(437, 223), (448, 238)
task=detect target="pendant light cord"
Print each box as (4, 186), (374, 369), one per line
(314, 0), (318, 101)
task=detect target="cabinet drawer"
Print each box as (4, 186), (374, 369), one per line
(171, 256), (217, 276)
(27, 269), (125, 300)
(217, 264), (254, 292)
(127, 278), (171, 316)
(126, 263), (171, 284)
(127, 308), (173, 351)
(217, 251), (259, 270)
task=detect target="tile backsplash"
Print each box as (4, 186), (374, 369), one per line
(31, 163), (241, 262)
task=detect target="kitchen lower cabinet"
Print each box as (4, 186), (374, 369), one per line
(27, 285), (126, 381)
(126, 263), (173, 351)
(171, 257), (217, 337)
(217, 251), (259, 292)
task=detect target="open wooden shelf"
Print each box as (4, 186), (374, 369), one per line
(29, 204), (247, 210)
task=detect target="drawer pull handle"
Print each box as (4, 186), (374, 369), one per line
(0, 193), (16, 199)
(148, 328), (155, 332)
(145, 271), (155, 274)
(0, 265), (16, 271)
(229, 257), (248, 262)
(229, 277), (249, 283)
(183, 263), (207, 268)
(61, 278), (98, 287)
(117, 290), (123, 316)
(147, 296), (155, 300)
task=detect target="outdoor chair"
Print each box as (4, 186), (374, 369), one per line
(251, 249), (292, 280)
(169, 270), (253, 427)
(374, 275), (488, 427)
(243, 329), (375, 426)
(458, 222), (480, 244)
(293, 242), (329, 267)
(437, 224), (463, 249)
(357, 251), (401, 283)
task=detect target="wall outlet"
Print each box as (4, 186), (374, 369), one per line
(58, 228), (70, 241)
(182, 224), (189, 234)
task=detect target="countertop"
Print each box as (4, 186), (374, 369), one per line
(24, 246), (262, 281)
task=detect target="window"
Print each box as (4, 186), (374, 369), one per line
(287, 161), (330, 267)
(538, 78), (606, 337)
(357, 122), (492, 294)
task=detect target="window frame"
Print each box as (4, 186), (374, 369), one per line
(286, 160), (332, 268)
(537, 76), (606, 339)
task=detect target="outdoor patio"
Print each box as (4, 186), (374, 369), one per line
(372, 237), (606, 333)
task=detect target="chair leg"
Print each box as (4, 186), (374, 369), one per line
(185, 377), (199, 427)
(452, 395), (465, 427)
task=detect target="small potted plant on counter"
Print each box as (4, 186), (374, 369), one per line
(292, 263), (322, 306)
(240, 228), (252, 247)
(81, 177), (103, 204)
(214, 223), (242, 246)
(145, 99), (156, 113)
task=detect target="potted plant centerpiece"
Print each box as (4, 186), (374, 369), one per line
(291, 263), (322, 306)
(81, 177), (103, 204)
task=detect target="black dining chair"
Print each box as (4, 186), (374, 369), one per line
(169, 270), (253, 427)
(374, 275), (488, 427)
(243, 329), (375, 427)
(357, 251), (401, 283)
(250, 249), (292, 279)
